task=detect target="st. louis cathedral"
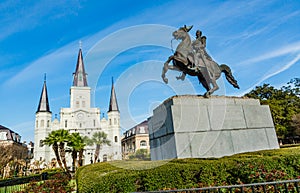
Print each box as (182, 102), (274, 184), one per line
(33, 48), (121, 166)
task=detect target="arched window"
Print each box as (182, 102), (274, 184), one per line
(65, 120), (68, 128)
(114, 136), (118, 142)
(109, 119), (112, 125)
(47, 120), (50, 127)
(114, 118), (117, 125)
(103, 154), (108, 162)
(140, 140), (147, 148)
(40, 120), (44, 127)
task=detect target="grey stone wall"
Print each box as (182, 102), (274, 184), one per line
(148, 95), (279, 160)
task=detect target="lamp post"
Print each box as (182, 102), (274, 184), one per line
(88, 152), (93, 164)
(25, 157), (29, 176)
(86, 148), (95, 164)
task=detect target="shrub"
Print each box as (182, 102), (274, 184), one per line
(76, 147), (300, 192)
(13, 172), (74, 193)
(128, 149), (150, 160)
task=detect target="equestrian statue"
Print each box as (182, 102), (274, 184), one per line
(161, 25), (239, 97)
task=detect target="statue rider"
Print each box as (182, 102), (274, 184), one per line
(190, 30), (215, 80)
(190, 30), (206, 71)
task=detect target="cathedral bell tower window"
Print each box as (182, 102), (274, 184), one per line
(39, 140), (44, 147)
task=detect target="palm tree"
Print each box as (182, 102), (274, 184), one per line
(56, 129), (70, 172)
(67, 133), (86, 171)
(44, 129), (71, 179)
(44, 131), (64, 170)
(86, 131), (111, 163)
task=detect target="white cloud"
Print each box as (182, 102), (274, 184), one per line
(0, 1), (81, 40)
(3, 45), (75, 87)
(257, 54), (300, 85)
(238, 53), (300, 95)
(12, 121), (35, 142)
(242, 41), (300, 64)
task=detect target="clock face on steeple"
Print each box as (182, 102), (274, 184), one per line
(76, 112), (84, 120)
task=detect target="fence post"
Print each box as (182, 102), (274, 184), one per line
(284, 182), (288, 193)
(295, 182), (299, 192)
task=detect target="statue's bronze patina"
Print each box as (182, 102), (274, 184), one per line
(162, 25), (239, 97)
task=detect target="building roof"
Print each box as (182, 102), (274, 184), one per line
(108, 78), (119, 112)
(0, 125), (21, 142)
(72, 49), (88, 87)
(36, 77), (51, 113)
(123, 120), (148, 138)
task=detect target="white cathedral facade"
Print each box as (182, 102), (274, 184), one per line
(34, 48), (122, 166)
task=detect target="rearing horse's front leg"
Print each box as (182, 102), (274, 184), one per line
(162, 56), (173, 84)
(176, 72), (186, 81)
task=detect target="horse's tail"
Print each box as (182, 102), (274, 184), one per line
(220, 64), (240, 89)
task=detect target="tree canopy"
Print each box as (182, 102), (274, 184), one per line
(244, 78), (300, 139)
(44, 129), (86, 175)
(85, 131), (111, 163)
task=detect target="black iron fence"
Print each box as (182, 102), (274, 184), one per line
(1, 176), (300, 193)
(135, 179), (300, 193)
(0, 183), (27, 193)
(0, 172), (49, 193)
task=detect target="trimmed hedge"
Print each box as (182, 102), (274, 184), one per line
(76, 147), (300, 192)
(0, 171), (64, 187)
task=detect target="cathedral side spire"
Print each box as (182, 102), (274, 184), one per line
(108, 77), (119, 112)
(72, 48), (88, 87)
(36, 75), (51, 113)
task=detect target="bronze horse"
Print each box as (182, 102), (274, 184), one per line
(161, 25), (239, 97)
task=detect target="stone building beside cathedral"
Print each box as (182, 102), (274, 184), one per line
(33, 48), (121, 166)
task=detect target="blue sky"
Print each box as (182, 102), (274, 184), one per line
(0, 0), (300, 142)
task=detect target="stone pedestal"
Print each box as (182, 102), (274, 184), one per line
(148, 95), (279, 160)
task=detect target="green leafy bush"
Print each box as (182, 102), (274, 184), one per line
(76, 147), (300, 192)
(13, 172), (74, 193)
(128, 149), (150, 160)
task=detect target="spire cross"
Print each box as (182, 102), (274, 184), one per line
(44, 73), (46, 82)
(79, 40), (82, 49)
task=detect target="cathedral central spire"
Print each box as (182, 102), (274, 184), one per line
(72, 49), (88, 87)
